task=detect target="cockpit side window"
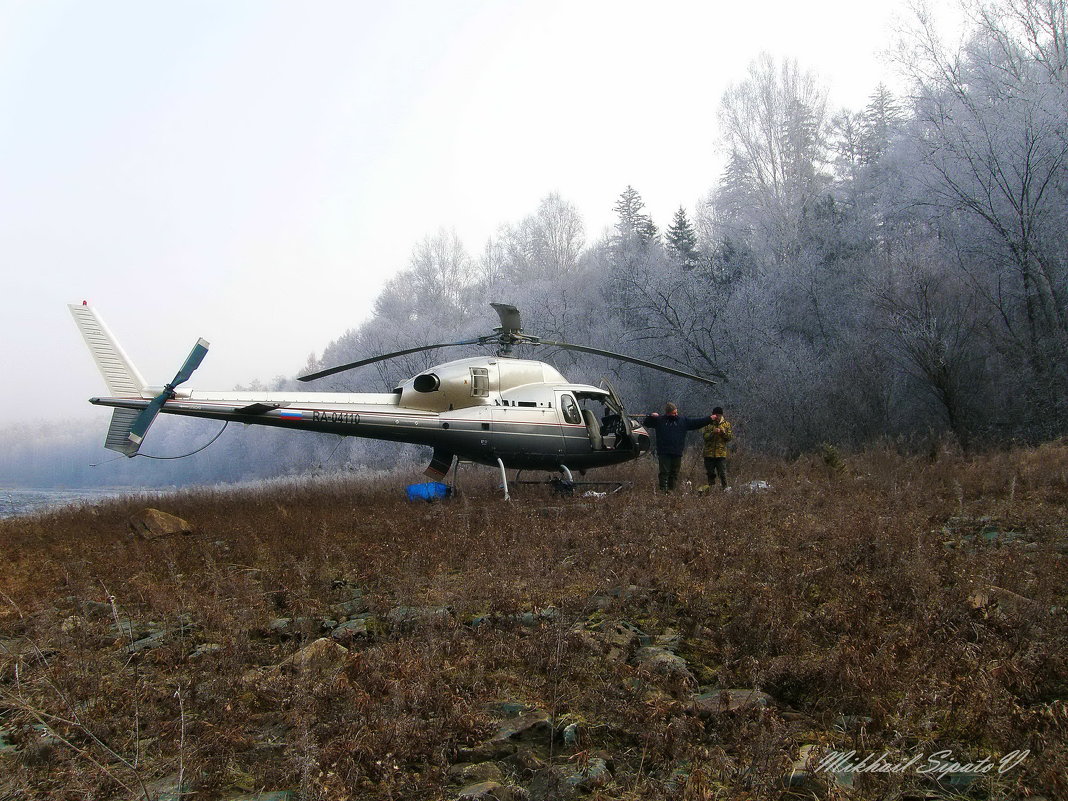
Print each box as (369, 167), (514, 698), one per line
(560, 394), (581, 424)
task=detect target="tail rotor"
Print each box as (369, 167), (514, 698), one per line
(125, 339), (209, 454)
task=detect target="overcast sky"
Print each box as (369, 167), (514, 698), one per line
(1, 0), (965, 423)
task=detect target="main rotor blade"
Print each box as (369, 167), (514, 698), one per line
(491, 302), (522, 334)
(297, 339), (482, 382)
(538, 340), (720, 387)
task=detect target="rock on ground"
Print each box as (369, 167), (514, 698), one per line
(273, 638), (351, 674)
(454, 780), (528, 800)
(129, 508), (194, 539)
(688, 689), (775, 717)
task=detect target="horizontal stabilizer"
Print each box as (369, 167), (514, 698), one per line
(104, 408), (142, 457)
(237, 402), (288, 415)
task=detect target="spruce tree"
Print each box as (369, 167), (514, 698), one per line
(861, 83), (901, 164)
(665, 206), (700, 269)
(613, 185), (659, 247)
(613, 185), (643, 234)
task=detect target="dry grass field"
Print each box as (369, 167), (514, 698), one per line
(1, 444), (1066, 800)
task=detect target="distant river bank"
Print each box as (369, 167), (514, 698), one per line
(1, 473), (397, 519)
(0, 488), (151, 519)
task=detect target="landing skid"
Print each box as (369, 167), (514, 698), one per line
(513, 469), (628, 497)
(445, 460), (629, 500)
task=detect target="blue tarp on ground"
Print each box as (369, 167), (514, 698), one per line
(405, 481), (450, 502)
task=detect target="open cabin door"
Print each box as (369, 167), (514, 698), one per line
(598, 378), (635, 451)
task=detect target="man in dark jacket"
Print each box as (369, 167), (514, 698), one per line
(642, 402), (714, 492)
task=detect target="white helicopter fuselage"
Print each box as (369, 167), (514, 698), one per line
(71, 302), (651, 475)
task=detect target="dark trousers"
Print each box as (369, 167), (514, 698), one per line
(704, 456), (728, 488)
(658, 455), (683, 492)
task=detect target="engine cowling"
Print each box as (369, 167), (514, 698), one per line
(413, 373), (440, 393)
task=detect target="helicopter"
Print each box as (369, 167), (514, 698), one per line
(69, 302), (717, 493)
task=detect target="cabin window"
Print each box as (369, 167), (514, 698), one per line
(560, 394), (581, 424)
(470, 367), (489, 397)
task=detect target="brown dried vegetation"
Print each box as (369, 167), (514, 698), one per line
(1, 444), (1067, 800)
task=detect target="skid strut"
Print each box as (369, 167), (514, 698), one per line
(496, 457), (511, 501)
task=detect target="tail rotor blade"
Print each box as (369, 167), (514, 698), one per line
(126, 393), (168, 450)
(172, 338), (210, 387)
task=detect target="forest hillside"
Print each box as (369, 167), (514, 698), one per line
(3, 0), (1066, 488)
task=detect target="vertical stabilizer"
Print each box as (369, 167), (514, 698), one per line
(68, 303), (147, 396)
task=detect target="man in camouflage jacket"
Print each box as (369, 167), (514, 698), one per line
(702, 406), (733, 489)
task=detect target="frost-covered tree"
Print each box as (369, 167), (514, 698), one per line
(830, 109), (865, 185)
(312, 229), (486, 392)
(484, 193), (585, 285)
(613, 185), (659, 248)
(665, 207), (701, 270)
(860, 83), (902, 164)
(716, 53), (832, 266)
(899, 0), (1068, 422)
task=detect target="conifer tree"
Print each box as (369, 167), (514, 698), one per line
(613, 185), (659, 247)
(861, 83), (901, 164)
(665, 206), (701, 269)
